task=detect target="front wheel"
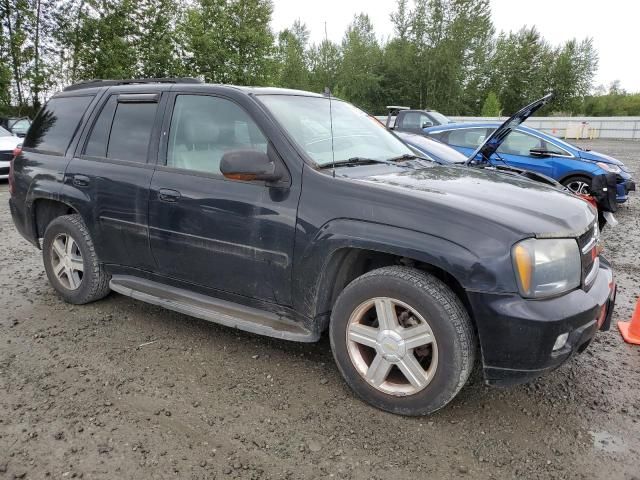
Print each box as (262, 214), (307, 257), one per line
(329, 266), (476, 416)
(562, 175), (592, 196)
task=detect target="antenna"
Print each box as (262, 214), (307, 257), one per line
(325, 21), (336, 178)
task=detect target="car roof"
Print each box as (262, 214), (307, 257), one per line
(426, 121), (541, 135)
(57, 79), (325, 99)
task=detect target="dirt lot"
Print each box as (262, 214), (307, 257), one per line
(1, 139), (639, 480)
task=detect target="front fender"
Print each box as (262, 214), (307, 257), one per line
(294, 218), (511, 318)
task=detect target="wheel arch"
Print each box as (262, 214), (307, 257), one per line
(558, 171), (594, 185)
(32, 197), (80, 247)
(313, 247), (473, 327)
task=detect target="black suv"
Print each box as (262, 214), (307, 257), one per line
(9, 78), (616, 415)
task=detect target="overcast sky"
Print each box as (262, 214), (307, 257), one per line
(271, 0), (639, 93)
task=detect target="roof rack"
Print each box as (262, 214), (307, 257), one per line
(63, 77), (203, 92)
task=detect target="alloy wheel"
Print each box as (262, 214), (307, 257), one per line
(50, 233), (84, 290)
(346, 297), (438, 396)
(565, 180), (591, 195)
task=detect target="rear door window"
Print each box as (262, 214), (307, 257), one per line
(83, 96), (158, 163)
(447, 128), (489, 149)
(108, 102), (157, 162)
(24, 95), (94, 154)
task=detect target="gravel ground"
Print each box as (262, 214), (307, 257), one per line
(0, 138), (639, 480)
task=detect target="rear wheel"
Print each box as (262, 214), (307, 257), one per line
(42, 214), (111, 304)
(329, 266), (476, 415)
(562, 175), (592, 195)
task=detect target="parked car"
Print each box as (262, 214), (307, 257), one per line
(421, 122), (635, 202)
(376, 106), (453, 132)
(0, 116), (31, 137)
(0, 125), (21, 180)
(10, 79), (615, 415)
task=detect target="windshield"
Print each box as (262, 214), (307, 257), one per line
(0, 126), (11, 137)
(259, 95), (415, 166)
(427, 111), (451, 125)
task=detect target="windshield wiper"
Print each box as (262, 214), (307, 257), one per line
(319, 157), (413, 169)
(386, 153), (429, 162)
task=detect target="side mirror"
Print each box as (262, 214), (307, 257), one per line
(529, 148), (550, 157)
(422, 121), (434, 128)
(220, 149), (282, 182)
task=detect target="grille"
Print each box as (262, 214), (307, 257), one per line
(577, 222), (599, 287)
(0, 150), (13, 162)
(0, 166), (8, 175)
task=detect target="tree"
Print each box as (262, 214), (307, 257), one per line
(308, 39), (341, 93)
(335, 13), (382, 112)
(275, 20), (310, 90)
(480, 91), (501, 117)
(180, 0), (274, 85)
(135, 0), (184, 78)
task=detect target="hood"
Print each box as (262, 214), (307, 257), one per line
(468, 93), (553, 164)
(578, 149), (624, 166)
(353, 164), (595, 237)
(0, 135), (20, 152)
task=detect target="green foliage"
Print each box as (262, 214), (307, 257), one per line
(335, 14), (383, 113)
(582, 86), (640, 116)
(481, 91), (501, 117)
(0, 0), (625, 117)
(275, 19), (310, 89)
(180, 0), (274, 85)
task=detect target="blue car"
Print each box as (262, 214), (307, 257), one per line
(421, 122), (635, 202)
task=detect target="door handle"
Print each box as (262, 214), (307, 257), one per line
(72, 174), (90, 187)
(158, 188), (181, 203)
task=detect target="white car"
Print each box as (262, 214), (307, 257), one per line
(0, 126), (21, 180)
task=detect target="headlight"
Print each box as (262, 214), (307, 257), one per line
(512, 238), (581, 298)
(596, 162), (621, 174)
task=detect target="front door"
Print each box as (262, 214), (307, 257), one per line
(148, 93), (298, 305)
(491, 130), (555, 177)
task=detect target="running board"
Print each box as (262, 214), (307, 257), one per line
(109, 275), (316, 342)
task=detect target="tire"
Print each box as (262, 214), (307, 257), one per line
(562, 175), (592, 196)
(42, 214), (111, 305)
(329, 266), (476, 416)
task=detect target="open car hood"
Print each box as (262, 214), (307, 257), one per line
(466, 93), (553, 164)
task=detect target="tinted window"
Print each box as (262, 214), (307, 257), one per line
(107, 102), (157, 162)
(447, 128), (488, 148)
(23, 96), (93, 154)
(401, 112), (433, 129)
(84, 96), (117, 157)
(167, 95), (267, 174)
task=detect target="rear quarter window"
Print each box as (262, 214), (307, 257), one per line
(23, 95), (94, 154)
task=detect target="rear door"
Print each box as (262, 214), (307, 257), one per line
(147, 92), (298, 305)
(66, 91), (165, 270)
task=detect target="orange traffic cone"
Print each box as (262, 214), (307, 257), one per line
(618, 297), (640, 345)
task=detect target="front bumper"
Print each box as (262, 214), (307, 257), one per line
(468, 256), (615, 386)
(615, 172), (635, 203)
